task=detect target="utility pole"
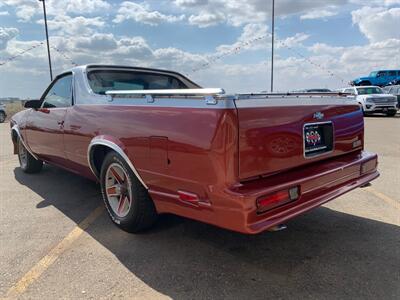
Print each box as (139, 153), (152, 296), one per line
(270, 0), (275, 92)
(39, 0), (53, 81)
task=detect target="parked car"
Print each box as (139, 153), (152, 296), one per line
(341, 86), (398, 116)
(294, 88), (332, 93)
(0, 103), (7, 123)
(350, 70), (400, 86)
(10, 65), (379, 234)
(383, 85), (400, 108)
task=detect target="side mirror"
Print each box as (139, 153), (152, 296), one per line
(24, 100), (42, 109)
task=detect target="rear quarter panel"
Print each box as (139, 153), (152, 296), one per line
(63, 104), (239, 198)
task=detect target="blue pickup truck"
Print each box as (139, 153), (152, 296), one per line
(351, 70), (400, 86)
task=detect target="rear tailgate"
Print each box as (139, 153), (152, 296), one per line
(234, 95), (363, 180)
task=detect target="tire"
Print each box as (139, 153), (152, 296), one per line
(0, 111), (5, 123)
(18, 138), (43, 173)
(386, 111), (397, 117)
(100, 151), (158, 233)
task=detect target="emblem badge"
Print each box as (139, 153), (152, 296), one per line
(306, 131), (321, 146)
(313, 112), (324, 120)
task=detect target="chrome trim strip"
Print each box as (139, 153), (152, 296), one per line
(234, 97), (357, 108)
(77, 97), (236, 109)
(11, 125), (39, 160)
(87, 138), (148, 189)
(106, 88), (225, 96)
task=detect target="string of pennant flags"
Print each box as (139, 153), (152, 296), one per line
(0, 42), (44, 66)
(0, 35), (346, 84)
(189, 31), (347, 85)
(0, 43), (78, 67)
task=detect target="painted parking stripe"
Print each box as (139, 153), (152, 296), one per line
(6, 205), (104, 298)
(365, 187), (400, 210)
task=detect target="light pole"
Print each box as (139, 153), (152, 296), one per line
(270, 0), (275, 92)
(39, 0), (53, 81)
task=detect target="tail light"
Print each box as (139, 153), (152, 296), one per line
(256, 186), (299, 213)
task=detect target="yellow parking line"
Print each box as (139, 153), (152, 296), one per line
(365, 187), (400, 210)
(5, 205), (104, 298)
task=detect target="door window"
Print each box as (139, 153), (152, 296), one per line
(388, 71), (396, 76)
(344, 88), (354, 94)
(42, 74), (73, 108)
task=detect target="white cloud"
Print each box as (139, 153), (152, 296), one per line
(216, 23), (268, 54)
(174, 0), (208, 7)
(175, 0), (349, 27)
(38, 15), (105, 36)
(0, 10), (9, 15)
(74, 33), (117, 51)
(300, 9), (338, 20)
(0, 27), (18, 50)
(2, 0), (111, 21)
(53, 0), (111, 15)
(350, 0), (400, 6)
(188, 12), (225, 27)
(113, 1), (185, 26)
(352, 6), (400, 42)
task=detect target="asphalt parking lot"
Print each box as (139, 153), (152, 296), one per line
(0, 115), (399, 300)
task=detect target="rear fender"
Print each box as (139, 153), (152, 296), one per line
(87, 135), (148, 189)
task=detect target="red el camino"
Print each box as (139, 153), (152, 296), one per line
(10, 65), (379, 234)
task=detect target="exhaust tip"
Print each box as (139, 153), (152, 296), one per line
(268, 224), (287, 232)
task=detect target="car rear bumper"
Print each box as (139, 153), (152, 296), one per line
(153, 151), (378, 234)
(228, 151), (379, 234)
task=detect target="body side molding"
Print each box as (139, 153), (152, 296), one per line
(11, 125), (39, 160)
(87, 138), (148, 189)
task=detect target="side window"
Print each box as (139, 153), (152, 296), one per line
(388, 71), (396, 76)
(377, 71), (387, 77)
(344, 88), (354, 94)
(42, 75), (73, 108)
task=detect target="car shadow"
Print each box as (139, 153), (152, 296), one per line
(13, 165), (400, 299)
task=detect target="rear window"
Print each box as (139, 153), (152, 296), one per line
(87, 70), (189, 94)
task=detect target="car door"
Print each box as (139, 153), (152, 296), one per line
(25, 73), (73, 165)
(376, 71), (387, 85)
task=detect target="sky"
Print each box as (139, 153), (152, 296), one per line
(0, 0), (399, 98)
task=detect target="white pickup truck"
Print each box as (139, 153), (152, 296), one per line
(341, 86), (397, 116)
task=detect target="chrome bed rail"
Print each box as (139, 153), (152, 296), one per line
(105, 88), (226, 105)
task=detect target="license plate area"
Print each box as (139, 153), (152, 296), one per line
(303, 122), (334, 158)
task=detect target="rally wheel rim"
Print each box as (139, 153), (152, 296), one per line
(105, 163), (132, 218)
(18, 140), (28, 169)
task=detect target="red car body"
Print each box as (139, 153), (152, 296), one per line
(10, 65), (379, 234)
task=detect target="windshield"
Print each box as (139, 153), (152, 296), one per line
(356, 87), (383, 95)
(369, 72), (377, 77)
(87, 70), (192, 94)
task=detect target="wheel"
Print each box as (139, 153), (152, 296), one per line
(100, 151), (158, 233)
(0, 111), (5, 123)
(359, 81), (371, 86)
(18, 138), (43, 173)
(386, 110), (397, 116)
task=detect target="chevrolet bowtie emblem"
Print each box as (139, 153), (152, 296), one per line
(313, 112), (324, 120)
